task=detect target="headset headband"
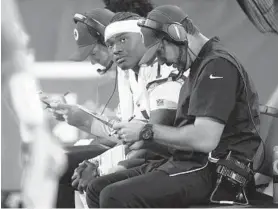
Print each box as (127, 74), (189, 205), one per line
(73, 13), (105, 36)
(138, 18), (188, 43)
(138, 18), (169, 33)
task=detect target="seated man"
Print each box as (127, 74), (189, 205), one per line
(67, 10), (185, 191)
(85, 5), (261, 208)
(51, 8), (184, 207)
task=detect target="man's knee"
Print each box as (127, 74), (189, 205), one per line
(86, 178), (106, 197)
(99, 184), (126, 208)
(86, 178), (109, 208)
(99, 181), (144, 208)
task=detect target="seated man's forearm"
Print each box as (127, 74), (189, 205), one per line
(75, 123), (92, 135)
(89, 137), (116, 149)
(151, 124), (210, 153)
(90, 116), (120, 144)
(74, 115), (120, 144)
(118, 158), (146, 169)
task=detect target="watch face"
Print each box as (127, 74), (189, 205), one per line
(142, 129), (152, 140)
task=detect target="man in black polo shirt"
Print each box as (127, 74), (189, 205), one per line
(85, 5), (261, 208)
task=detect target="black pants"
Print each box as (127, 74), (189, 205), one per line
(56, 144), (109, 208)
(86, 161), (214, 208)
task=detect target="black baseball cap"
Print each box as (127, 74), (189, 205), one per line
(70, 9), (114, 61)
(138, 5), (188, 65)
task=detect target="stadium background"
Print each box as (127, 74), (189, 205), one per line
(2, 0), (278, 190)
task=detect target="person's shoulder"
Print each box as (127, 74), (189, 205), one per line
(160, 64), (180, 75)
(203, 57), (239, 74)
(139, 62), (157, 80)
(196, 57), (239, 84)
(139, 61), (158, 72)
(159, 63), (176, 71)
(211, 57), (237, 66)
(140, 62), (178, 79)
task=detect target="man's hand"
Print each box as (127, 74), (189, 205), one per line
(107, 165), (126, 174)
(38, 92), (66, 109)
(51, 104), (92, 128)
(71, 161), (87, 189)
(38, 93), (68, 121)
(74, 161), (99, 194)
(128, 140), (145, 150)
(113, 121), (146, 143)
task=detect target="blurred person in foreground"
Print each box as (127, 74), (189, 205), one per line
(85, 5), (261, 207)
(1, 0), (67, 208)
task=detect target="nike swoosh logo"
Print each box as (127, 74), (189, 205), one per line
(209, 74), (223, 79)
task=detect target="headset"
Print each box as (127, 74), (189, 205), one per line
(138, 17), (189, 80)
(73, 13), (106, 44)
(73, 13), (114, 74)
(138, 18), (188, 44)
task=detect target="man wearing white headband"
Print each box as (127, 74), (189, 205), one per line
(104, 12), (185, 125)
(102, 12), (187, 164)
(85, 11), (187, 207)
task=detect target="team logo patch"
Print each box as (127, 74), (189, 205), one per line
(156, 99), (164, 106)
(209, 74), (223, 79)
(74, 29), (79, 41)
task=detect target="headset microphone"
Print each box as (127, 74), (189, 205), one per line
(96, 60), (114, 75)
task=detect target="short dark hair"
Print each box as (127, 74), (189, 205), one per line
(181, 17), (200, 35)
(103, 0), (154, 17)
(110, 12), (141, 23)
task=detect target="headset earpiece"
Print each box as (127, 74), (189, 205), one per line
(167, 23), (187, 43)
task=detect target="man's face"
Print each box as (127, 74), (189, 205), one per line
(155, 40), (180, 68)
(106, 32), (146, 70)
(88, 43), (112, 67)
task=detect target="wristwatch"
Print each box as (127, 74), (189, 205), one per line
(139, 124), (154, 141)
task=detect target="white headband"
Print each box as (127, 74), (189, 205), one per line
(104, 20), (141, 42)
